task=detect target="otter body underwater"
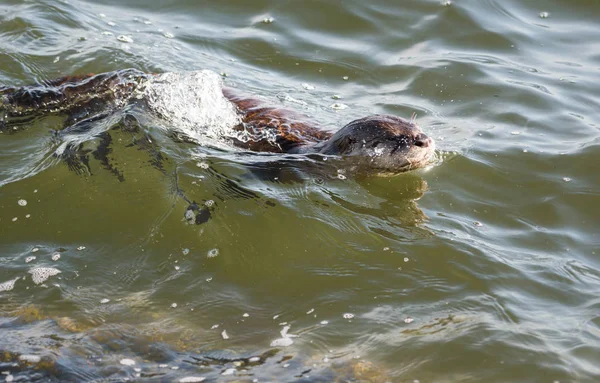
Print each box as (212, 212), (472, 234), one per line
(0, 69), (435, 174)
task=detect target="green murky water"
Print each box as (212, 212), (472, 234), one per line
(1, 1), (599, 382)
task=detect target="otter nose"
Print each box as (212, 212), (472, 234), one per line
(413, 133), (432, 148)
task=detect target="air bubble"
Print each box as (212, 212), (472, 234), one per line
(117, 35), (133, 43)
(18, 199), (27, 206)
(330, 103), (348, 110)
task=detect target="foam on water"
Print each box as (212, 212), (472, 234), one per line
(28, 267), (61, 285)
(221, 330), (229, 340)
(120, 358), (136, 366)
(270, 325), (297, 347)
(0, 277), (19, 292)
(144, 71), (241, 146)
(19, 355), (41, 364)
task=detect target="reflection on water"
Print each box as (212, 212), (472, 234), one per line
(1, 0), (600, 382)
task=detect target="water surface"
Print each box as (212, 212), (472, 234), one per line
(1, 0), (599, 382)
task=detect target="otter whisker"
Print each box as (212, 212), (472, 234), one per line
(411, 112), (418, 124)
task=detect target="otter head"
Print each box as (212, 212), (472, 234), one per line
(318, 115), (435, 173)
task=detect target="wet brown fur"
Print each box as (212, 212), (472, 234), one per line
(222, 87), (332, 153)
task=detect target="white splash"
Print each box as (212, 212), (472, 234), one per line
(144, 71), (241, 145)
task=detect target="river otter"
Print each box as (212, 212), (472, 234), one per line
(0, 69), (435, 173)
